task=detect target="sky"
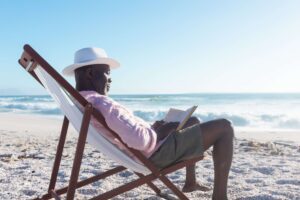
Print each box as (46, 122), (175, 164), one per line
(0, 0), (300, 95)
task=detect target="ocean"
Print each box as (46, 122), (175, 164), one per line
(1, 93), (300, 131)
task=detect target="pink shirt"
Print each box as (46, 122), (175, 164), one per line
(80, 91), (161, 158)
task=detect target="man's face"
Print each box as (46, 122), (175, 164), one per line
(90, 64), (111, 95)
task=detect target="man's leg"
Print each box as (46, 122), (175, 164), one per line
(200, 119), (234, 200)
(181, 117), (210, 192)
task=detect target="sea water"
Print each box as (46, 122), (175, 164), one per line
(0, 93), (299, 131)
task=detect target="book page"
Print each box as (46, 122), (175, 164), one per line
(164, 108), (186, 123)
(164, 106), (198, 130)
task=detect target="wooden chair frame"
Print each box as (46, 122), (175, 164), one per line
(18, 44), (203, 200)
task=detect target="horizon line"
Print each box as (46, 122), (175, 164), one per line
(1, 91), (300, 96)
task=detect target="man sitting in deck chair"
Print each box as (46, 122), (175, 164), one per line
(62, 47), (234, 200)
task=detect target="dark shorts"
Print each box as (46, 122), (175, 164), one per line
(149, 124), (204, 169)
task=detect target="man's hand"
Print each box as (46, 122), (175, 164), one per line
(151, 120), (165, 130)
(152, 121), (179, 142)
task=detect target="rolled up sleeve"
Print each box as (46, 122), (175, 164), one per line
(95, 97), (157, 153)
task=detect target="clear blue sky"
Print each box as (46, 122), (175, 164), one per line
(1, 0), (300, 95)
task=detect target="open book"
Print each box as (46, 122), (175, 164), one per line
(164, 106), (198, 131)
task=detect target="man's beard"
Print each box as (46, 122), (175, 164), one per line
(105, 84), (110, 94)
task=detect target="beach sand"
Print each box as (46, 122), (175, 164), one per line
(0, 113), (299, 200)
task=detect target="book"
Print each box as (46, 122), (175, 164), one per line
(164, 105), (198, 131)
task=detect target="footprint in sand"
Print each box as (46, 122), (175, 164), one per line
(245, 179), (263, 184)
(91, 181), (102, 187)
(16, 165), (30, 170)
(83, 169), (101, 175)
(203, 164), (212, 168)
(231, 167), (245, 173)
(276, 179), (300, 185)
(22, 189), (37, 196)
(77, 188), (98, 195)
(237, 194), (276, 200)
(252, 167), (274, 175)
(168, 174), (180, 180)
(118, 170), (133, 177)
(57, 171), (68, 180)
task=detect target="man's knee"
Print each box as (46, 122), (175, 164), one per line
(219, 118), (234, 138)
(189, 116), (200, 125)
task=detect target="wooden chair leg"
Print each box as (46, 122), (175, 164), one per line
(66, 104), (93, 200)
(48, 116), (69, 192)
(40, 166), (126, 200)
(90, 173), (156, 200)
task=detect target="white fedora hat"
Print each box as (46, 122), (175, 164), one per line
(62, 47), (120, 76)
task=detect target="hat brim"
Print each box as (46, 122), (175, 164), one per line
(62, 57), (120, 76)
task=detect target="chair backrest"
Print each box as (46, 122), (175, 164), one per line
(32, 64), (150, 174)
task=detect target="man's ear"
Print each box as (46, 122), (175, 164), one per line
(85, 67), (93, 80)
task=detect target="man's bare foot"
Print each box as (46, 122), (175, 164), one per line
(182, 182), (210, 193)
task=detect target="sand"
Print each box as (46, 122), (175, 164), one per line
(0, 113), (299, 200)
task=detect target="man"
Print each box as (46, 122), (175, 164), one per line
(63, 47), (234, 200)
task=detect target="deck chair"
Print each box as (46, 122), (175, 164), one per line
(18, 44), (204, 200)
